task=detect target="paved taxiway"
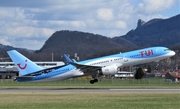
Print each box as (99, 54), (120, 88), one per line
(0, 88), (179, 93)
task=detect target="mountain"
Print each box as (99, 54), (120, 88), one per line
(111, 36), (137, 47)
(36, 30), (137, 59)
(1, 14), (179, 61)
(34, 13), (180, 60)
(0, 44), (34, 61)
(113, 14), (180, 47)
(0, 44), (16, 51)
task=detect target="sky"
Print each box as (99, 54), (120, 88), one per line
(0, 0), (179, 50)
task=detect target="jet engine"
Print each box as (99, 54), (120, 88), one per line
(101, 65), (118, 75)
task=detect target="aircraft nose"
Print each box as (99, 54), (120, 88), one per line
(170, 51), (176, 56)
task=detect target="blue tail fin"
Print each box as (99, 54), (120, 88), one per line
(7, 50), (43, 76)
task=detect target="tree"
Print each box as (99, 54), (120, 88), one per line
(134, 67), (144, 80)
(147, 65), (151, 73)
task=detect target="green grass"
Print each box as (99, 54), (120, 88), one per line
(0, 78), (179, 109)
(0, 92), (179, 109)
(0, 78), (180, 88)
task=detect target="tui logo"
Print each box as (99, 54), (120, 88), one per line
(140, 50), (154, 57)
(17, 60), (27, 70)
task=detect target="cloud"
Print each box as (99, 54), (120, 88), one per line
(0, 8), (34, 22)
(97, 8), (114, 21)
(0, 26), (54, 50)
(0, 0), (52, 8)
(138, 0), (176, 14)
(0, 0), (178, 50)
(109, 30), (121, 37)
(11, 38), (46, 50)
(115, 21), (127, 29)
(0, 36), (11, 46)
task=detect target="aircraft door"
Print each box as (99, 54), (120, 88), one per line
(156, 49), (160, 56)
(123, 55), (128, 62)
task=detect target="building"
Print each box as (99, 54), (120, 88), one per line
(0, 61), (64, 79)
(114, 71), (134, 79)
(165, 71), (180, 82)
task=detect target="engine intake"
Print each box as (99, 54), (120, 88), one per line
(101, 65), (118, 75)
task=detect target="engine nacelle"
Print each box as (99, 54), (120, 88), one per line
(101, 65), (118, 75)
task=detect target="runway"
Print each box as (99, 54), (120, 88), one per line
(0, 88), (179, 93)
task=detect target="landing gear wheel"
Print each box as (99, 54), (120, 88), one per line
(94, 79), (98, 82)
(90, 79), (98, 84)
(90, 80), (94, 84)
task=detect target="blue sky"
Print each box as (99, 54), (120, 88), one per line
(0, 0), (179, 50)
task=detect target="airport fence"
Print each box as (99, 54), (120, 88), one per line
(0, 77), (179, 88)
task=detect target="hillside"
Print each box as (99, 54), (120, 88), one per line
(113, 14), (180, 47)
(1, 14), (179, 61)
(36, 30), (137, 59)
(0, 44), (33, 61)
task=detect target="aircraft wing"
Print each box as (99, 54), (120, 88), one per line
(64, 54), (102, 72)
(70, 62), (102, 73)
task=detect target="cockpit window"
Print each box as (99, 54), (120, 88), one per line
(164, 49), (171, 51)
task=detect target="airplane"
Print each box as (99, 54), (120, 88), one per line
(7, 46), (175, 84)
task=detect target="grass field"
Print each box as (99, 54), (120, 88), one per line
(0, 92), (179, 109)
(0, 78), (179, 109)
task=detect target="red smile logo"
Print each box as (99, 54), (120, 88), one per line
(17, 60), (27, 70)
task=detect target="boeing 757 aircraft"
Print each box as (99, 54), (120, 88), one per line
(7, 47), (175, 84)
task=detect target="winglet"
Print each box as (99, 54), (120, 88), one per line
(63, 54), (73, 63)
(72, 59), (77, 63)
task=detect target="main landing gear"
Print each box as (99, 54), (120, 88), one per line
(90, 70), (101, 84)
(90, 78), (98, 84)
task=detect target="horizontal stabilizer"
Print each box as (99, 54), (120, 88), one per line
(14, 76), (35, 81)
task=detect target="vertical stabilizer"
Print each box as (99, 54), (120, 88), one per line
(7, 50), (43, 76)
